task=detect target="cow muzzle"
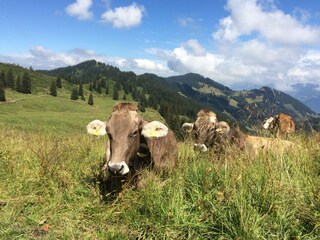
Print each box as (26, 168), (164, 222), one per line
(107, 162), (130, 176)
(194, 143), (208, 152)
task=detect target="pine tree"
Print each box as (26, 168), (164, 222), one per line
(56, 76), (62, 88)
(0, 81), (5, 102)
(78, 83), (84, 97)
(101, 79), (106, 88)
(88, 92), (94, 106)
(113, 85), (119, 100)
(21, 72), (32, 94)
(132, 87), (139, 101)
(0, 70), (6, 88)
(105, 85), (109, 95)
(96, 80), (102, 94)
(93, 78), (97, 90)
(50, 80), (57, 96)
(89, 82), (93, 91)
(70, 87), (79, 100)
(16, 75), (21, 92)
(6, 69), (15, 89)
(138, 102), (145, 112)
(123, 94), (127, 101)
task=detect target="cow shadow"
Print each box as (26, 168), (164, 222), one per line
(84, 158), (122, 202)
(88, 158), (141, 203)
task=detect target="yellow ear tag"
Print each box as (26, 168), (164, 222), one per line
(93, 129), (99, 136)
(149, 129), (159, 137)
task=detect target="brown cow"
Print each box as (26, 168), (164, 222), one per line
(182, 109), (218, 152)
(183, 110), (293, 157)
(87, 103), (178, 192)
(182, 110), (245, 152)
(262, 113), (295, 138)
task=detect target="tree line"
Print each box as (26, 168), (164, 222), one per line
(0, 69), (32, 102)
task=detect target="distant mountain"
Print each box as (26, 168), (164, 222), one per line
(36, 60), (318, 132)
(290, 83), (320, 113)
(165, 73), (314, 127)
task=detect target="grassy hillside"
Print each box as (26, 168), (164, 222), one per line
(0, 91), (319, 239)
(0, 89), (163, 135)
(1, 125), (319, 239)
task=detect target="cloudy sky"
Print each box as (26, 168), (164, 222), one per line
(1, 0), (320, 92)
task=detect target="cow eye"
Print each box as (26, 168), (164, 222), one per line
(129, 130), (139, 138)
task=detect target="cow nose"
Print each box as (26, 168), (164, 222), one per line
(108, 163), (124, 175)
(199, 144), (208, 152)
(107, 162), (130, 176)
(194, 143), (208, 152)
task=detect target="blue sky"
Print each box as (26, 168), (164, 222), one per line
(1, 0), (320, 92)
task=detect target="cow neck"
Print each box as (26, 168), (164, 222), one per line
(137, 135), (150, 158)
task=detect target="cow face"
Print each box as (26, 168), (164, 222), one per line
(182, 110), (218, 152)
(105, 110), (143, 176)
(262, 117), (274, 130)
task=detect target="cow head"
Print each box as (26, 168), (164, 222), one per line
(215, 121), (231, 134)
(87, 103), (170, 177)
(262, 117), (275, 130)
(182, 109), (218, 152)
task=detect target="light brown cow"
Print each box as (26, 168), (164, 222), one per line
(244, 135), (294, 157)
(87, 103), (178, 191)
(262, 113), (295, 138)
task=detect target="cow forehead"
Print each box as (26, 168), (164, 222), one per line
(194, 119), (215, 133)
(107, 111), (140, 132)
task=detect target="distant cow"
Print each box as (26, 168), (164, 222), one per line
(263, 113), (295, 138)
(183, 111), (245, 154)
(183, 110), (293, 157)
(182, 109), (218, 152)
(87, 103), (178, 193)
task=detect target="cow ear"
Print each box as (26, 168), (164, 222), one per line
(182, 122), (194, 132)
(141, 121), (168, 138)
(87, 120), (107, 136)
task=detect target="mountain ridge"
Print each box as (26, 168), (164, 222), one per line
(37, 60), (318, 126)
(1, 60), (318, 133)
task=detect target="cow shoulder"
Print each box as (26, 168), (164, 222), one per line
(144, 129), (178, 172)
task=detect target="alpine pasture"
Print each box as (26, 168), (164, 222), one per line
(0, 89), (319, 239)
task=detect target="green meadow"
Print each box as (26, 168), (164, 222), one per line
(0, 91), (319, 239)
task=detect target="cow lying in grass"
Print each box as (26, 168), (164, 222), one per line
(87, 103), (178, 195)
(183, 109), (294, 157)
(262, 113), (295, 138)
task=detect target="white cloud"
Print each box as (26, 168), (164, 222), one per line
(0, 46), (173, 77)
(0, 46), (107, 70)
(166, 40), (225, 78)
(214, 0), (320, 45)
(133, 59), (168, 72)
(101, 3), (145, 28)
(65, 0), (93, 20)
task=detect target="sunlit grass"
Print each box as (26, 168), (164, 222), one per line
(0, 126), (319, 239)
(0, 94), (319, 239)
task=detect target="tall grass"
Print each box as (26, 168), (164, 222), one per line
(0, 125), (319, 239)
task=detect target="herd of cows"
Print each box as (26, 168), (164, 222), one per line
(87, 102), (296, 194)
